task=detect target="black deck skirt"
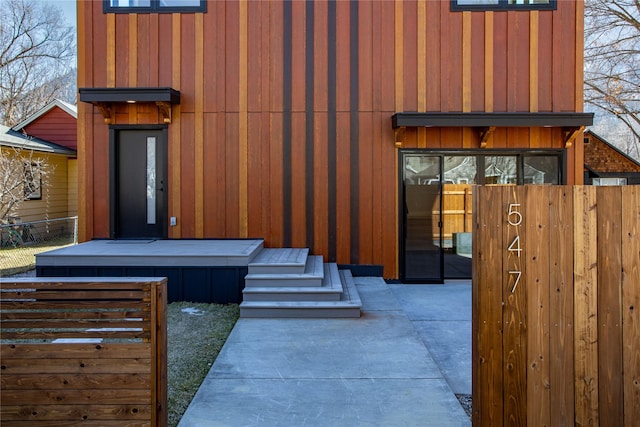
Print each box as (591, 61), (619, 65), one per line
(36, 265), (248, 304)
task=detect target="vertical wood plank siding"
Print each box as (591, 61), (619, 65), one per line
(78, 1), (585, 278)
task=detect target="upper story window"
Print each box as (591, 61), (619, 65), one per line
(104, 0), (206, 13)
(451, 0), (556, 11)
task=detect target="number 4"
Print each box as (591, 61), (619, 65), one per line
(508, 235), (522, 257)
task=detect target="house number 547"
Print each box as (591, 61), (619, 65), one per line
(508, 203), (522, 293)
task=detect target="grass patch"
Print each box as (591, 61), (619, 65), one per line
(0, 239), (74, 277)
(167, 302), (240, 427)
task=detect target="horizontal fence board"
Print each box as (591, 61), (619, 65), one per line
(0, 279), (156, 290)
(1, 343), (151, 359)
(2, 357), (151, 374)
(0, 421), (151, 427)
(1, 330), (150, 340)
(1, 290), (148, 300)
(0, 373), (151, 390)
(474, 185), (638, 426)
(1, 319), (148, 330)
(1, 389), (151, 405)
(1, 310), (149, 321)
(0, 404), (152, 421)
(0, 301), (151, 310)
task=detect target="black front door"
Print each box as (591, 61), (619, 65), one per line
(113, 129), (167, 239)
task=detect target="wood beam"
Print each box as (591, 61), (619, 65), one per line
(95, 102), (112, 124)
(479, 126), (496, 148)
(394, 126), (405, 148)
(563, 126), (584, 148)
(156, 101), (172, 124)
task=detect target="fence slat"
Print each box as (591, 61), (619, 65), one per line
(1, 343), (150, 359)
(473, 186), (504, 426)
(0, 404), (151, 421)
(1, 389), (151, 405)
(1, 310), (149, 321)
(573, 186), (600, 426)
(596, 186), (624, 424)
(525, 186), (550, 426)
(2, 357), (151, 374)
(548, 187), (575, 425)
(502, 186), (527, 425)
(0, 373), (151, 390)
(622, 186), (640, 427)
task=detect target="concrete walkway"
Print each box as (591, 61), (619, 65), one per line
(179, 277), (471, 427)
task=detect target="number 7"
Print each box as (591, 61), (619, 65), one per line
(509, 270), (522, 293)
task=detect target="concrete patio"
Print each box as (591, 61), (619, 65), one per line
(179, 277), (471, 426)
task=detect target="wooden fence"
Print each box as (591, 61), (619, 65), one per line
(472, 185), (639, 426)
(0, 277), (167, 426)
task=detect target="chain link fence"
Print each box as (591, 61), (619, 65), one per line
(0, 216), (78, 277)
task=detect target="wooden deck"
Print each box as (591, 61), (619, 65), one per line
(35, 239), (264, 304)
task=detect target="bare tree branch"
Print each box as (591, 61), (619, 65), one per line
(0, 0), (76, 126)
(585, 0), (640, 158)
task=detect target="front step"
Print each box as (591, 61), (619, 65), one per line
(240, 269), (361, 318)
(243, 263), (343, 302)
(244, 255), (324, 287)
(248, 248), (309, 274)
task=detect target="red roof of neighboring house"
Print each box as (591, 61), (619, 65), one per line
(12, 100), (77, 150)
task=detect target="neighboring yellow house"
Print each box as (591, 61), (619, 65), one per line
(1, 124), (77, 224)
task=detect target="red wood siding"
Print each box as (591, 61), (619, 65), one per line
(23, 107), (77, 150)
(78, 0), (586, 279)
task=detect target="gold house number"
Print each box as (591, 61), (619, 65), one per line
(508, 203), (522, 293)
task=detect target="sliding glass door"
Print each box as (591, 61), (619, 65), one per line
(400, 150), (563, 283)
(402, 155), (443, 282)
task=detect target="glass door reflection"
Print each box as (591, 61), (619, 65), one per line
(402, 155), (443, 282)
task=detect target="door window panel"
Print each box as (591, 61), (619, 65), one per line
(146, 137), (156, 225)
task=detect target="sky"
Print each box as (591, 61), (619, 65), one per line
(45, 0), (77, 27)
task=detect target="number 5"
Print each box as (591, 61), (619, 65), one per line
(508, 203), (522, 226)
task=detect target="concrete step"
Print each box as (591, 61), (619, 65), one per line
(244, 255), (324, 287)
(248, 248), (309, 274)
(239, 268), (361, 318)
(242, 263), (343, 302)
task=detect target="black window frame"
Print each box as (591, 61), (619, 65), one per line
(450, 0), (556, 12)
(399, 149), (566, 186)
(103, 0), (206, 14)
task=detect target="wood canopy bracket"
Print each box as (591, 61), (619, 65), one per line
(95, 102), (113, 124)
(79, 88), (181, 126)
(479, 126), (496, 148)
(156, 101), (172, 124)
(563, 126), (584, 148)
(394, 126), (405, 148)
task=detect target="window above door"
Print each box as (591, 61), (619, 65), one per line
(103, 0), (206, 14)
(451, 0), (556, 11)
